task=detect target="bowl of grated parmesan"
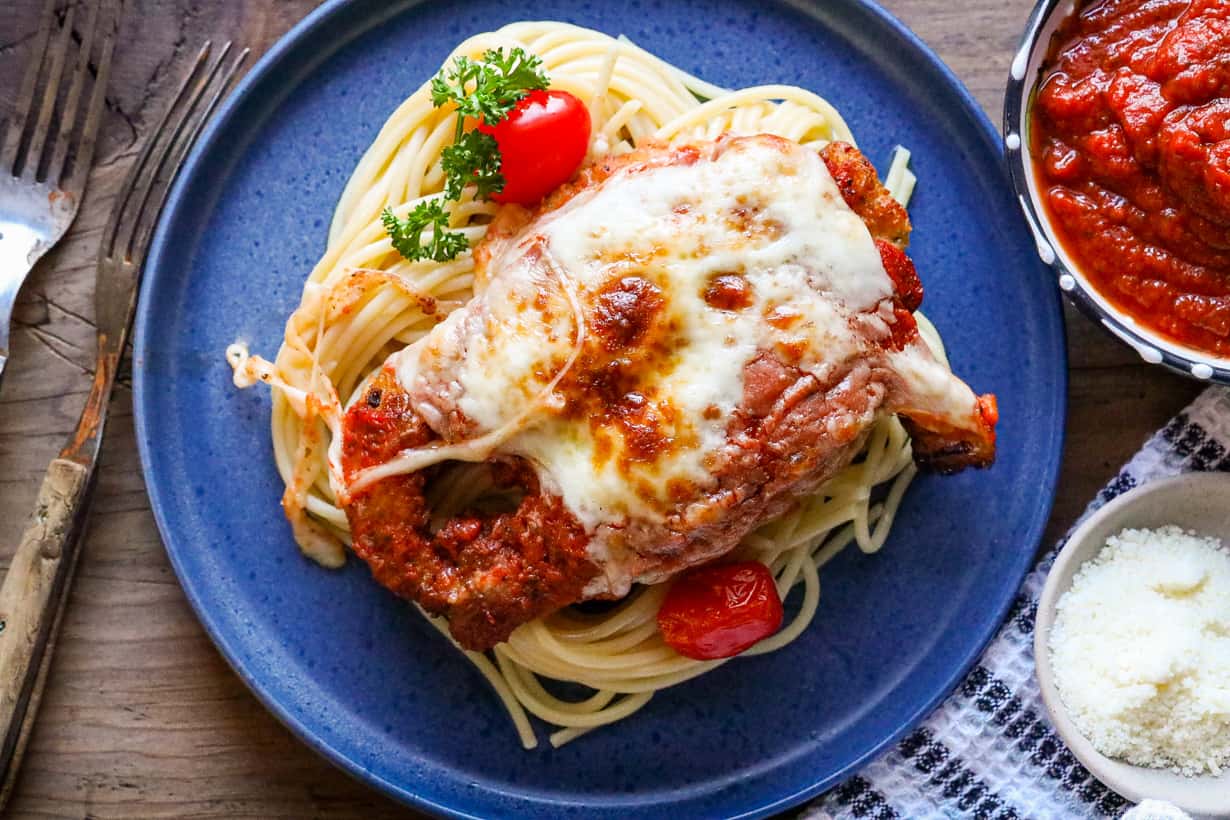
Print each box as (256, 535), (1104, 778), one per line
(1035, 471), (1230, 816)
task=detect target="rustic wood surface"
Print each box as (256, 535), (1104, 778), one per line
(0, 0), (1204, 816)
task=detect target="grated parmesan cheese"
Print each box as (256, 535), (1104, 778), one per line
(1049, 526), (1230, 776)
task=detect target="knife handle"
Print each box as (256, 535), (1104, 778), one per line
(0, 458), (93, 809)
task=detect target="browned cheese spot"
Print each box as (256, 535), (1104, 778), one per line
(704, 271), (754, 311)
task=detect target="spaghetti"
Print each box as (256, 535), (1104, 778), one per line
(227, 21), (931, 749)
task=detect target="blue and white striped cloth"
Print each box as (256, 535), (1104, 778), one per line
(806, 387), (1230, 820)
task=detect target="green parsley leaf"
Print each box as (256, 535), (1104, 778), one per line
(429, 47), (549, 129)
(441, 130), (504, 200)
(479, 46), (550, 103)
(386, 48), (549, 263)
(381, 202), (468, 263)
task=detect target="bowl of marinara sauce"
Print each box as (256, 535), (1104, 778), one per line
(1006, 0), (1230, 383)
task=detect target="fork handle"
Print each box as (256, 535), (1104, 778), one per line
(0, 458), (93, 806)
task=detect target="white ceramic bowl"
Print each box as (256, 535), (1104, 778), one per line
(1034, 472), (1230, 816)
(1004, 0), (1230, 384)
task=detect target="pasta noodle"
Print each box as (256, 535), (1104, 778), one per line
(227, 20), (935, 749)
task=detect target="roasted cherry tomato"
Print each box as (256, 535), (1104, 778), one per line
(657, 561), (784, 660)
(479, 89), (590, 205)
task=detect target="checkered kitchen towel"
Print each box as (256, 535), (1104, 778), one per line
(805, 386), (1230, 820)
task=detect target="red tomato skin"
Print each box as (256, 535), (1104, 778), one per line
(479, 89), (591, 205)
(657, 561), (784, 660)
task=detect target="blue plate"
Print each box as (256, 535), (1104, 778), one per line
(132, 0), (1067, 817)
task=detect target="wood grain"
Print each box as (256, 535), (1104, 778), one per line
(0, 455), (93, 815)
(0, 0), (1202, 817)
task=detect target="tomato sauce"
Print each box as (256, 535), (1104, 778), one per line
(1031, 0), (1230, 356)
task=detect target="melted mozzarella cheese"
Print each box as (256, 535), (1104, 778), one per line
(390, 137), (893, 551)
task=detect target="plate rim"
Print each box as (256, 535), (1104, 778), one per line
(132, 0), (1070, 817)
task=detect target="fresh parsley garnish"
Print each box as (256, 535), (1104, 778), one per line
(385, 47), (549, 264)
(381, 201), (468, 263)
(441, 129), (504, 200)
(430, 47), (549, 128)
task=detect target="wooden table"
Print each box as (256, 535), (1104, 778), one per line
(0, 0), (1203, 816)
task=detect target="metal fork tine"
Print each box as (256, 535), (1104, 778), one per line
(0, 0), (59, 175)
(100, 41), (213, 260)
(129, 48), (250, 263)
(66, 0), (121, 197)
(23, 2), (76, 182)
(114, 41), (233, 260)
(45, 0), (102, 186)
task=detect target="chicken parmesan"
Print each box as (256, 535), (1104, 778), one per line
(227, 22), (998, 749)
(340, 135), (996, 651)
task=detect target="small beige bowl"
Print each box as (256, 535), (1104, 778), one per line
(1035, 472), (1230, 817)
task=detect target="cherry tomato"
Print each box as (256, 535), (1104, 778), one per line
(657, 561), (784, 660)
(479, 89), (591, 205)
(875, 238), (923, 312)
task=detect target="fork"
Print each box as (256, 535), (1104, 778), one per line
(0, 40), (248, 809)
(0, 0), (121, 389)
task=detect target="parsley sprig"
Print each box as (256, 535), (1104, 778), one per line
(441, 130), (504, 201)
(381, 201), (468, 263)
(430, 48), (550, 127)
(382, 48), (550, 264)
